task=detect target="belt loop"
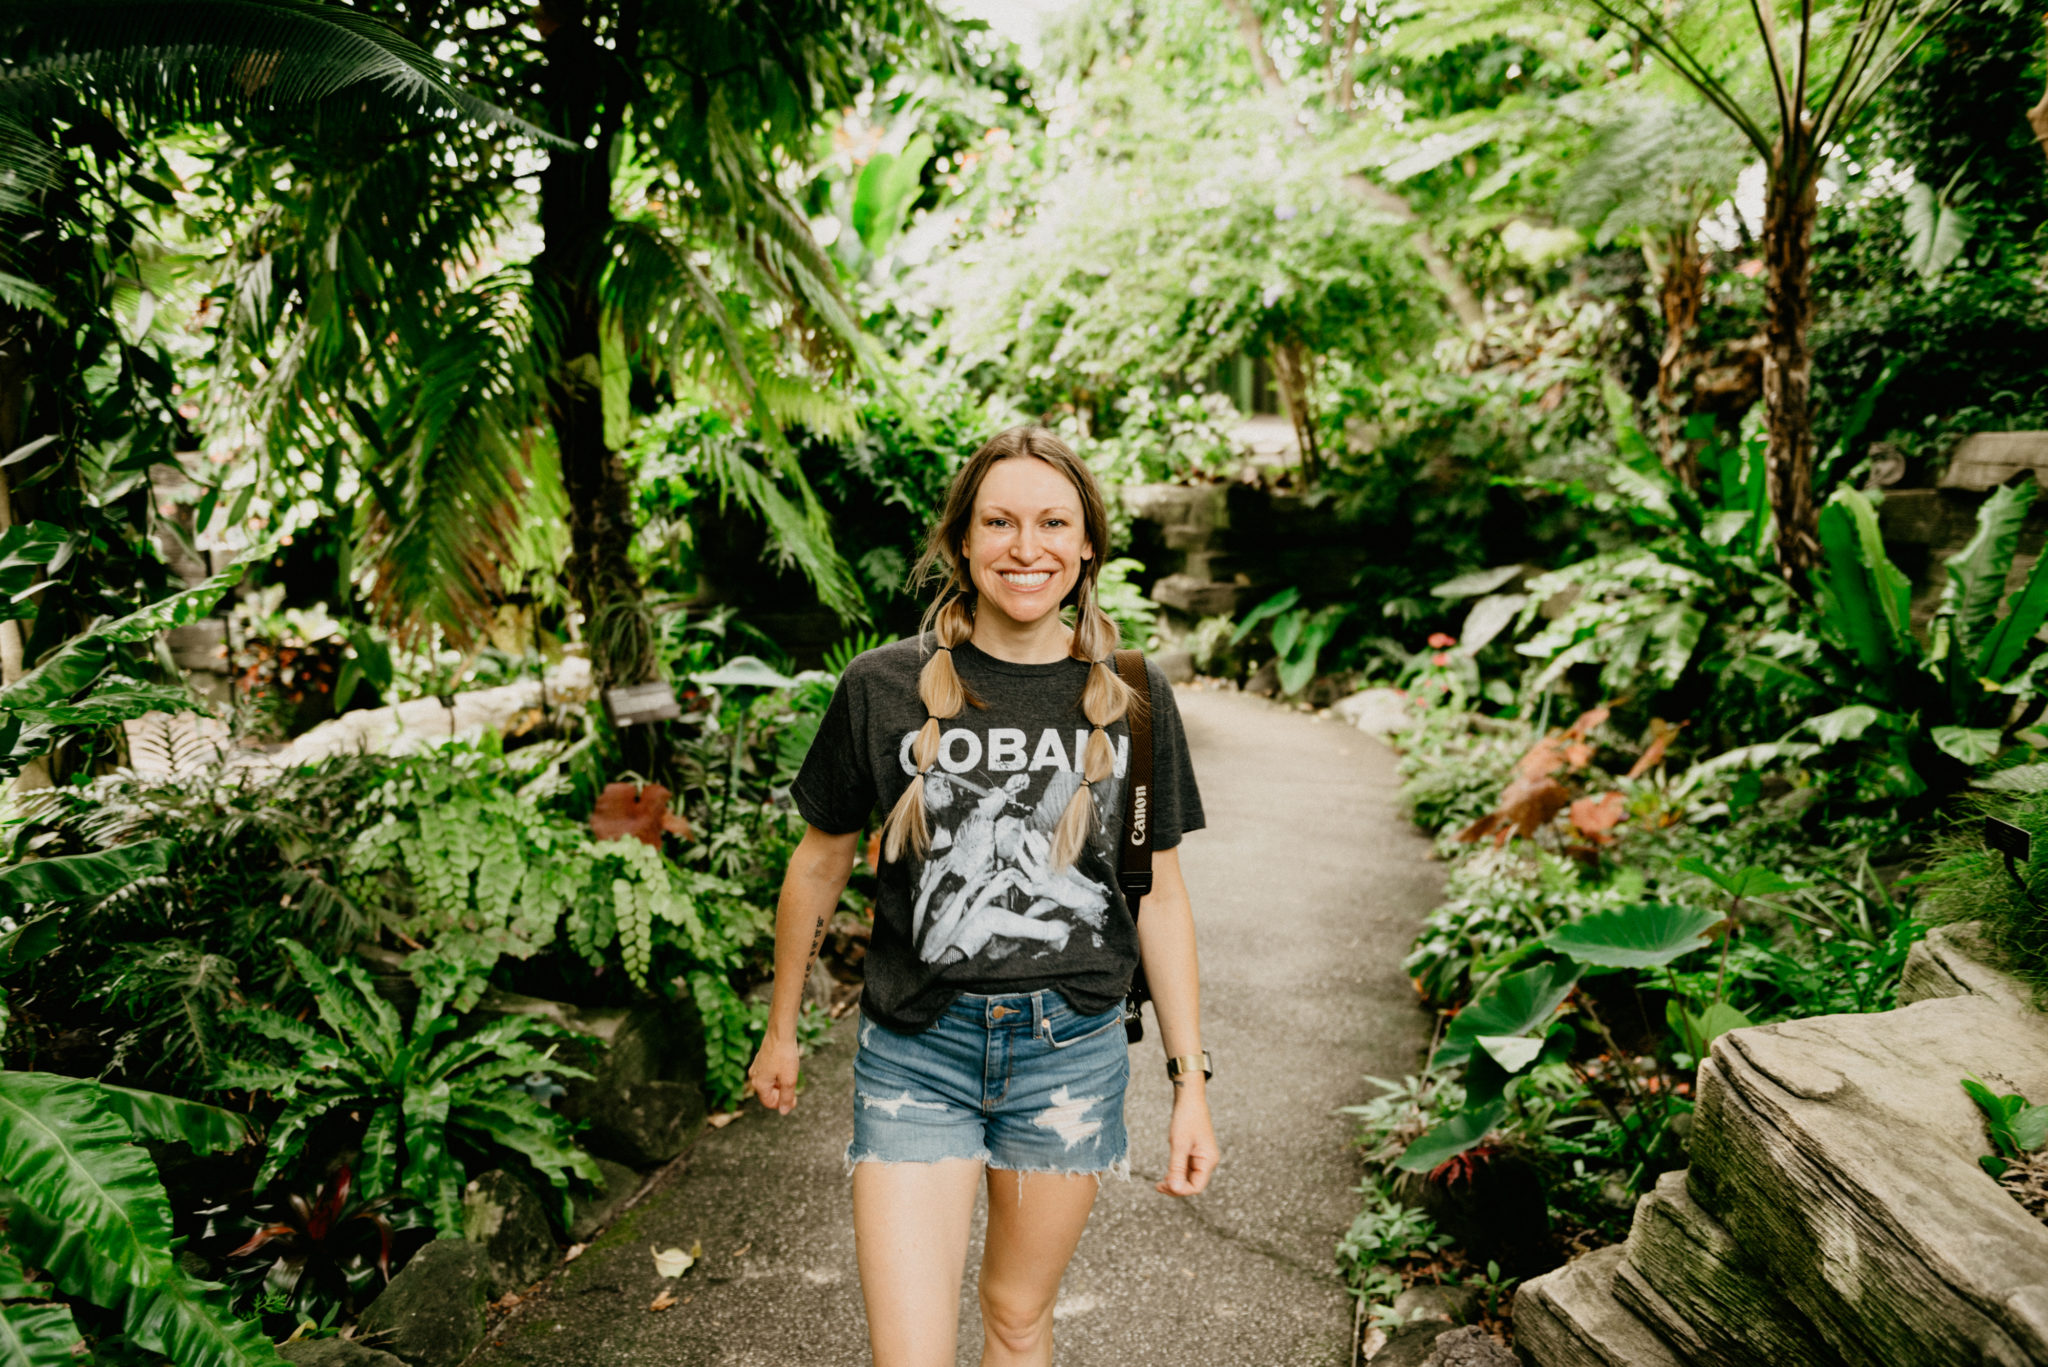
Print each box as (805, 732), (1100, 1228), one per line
(1032, 990), (1048, 1037)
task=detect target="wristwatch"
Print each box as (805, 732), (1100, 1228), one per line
(1166, 1052), (1212, 1082)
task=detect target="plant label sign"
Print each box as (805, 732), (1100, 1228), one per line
(1985, 817), (2033, 865)
(604, 681), (682, 728)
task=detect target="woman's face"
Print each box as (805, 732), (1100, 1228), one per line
(961, 456), (1093, 630)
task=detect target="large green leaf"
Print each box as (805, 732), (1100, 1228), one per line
(1542, 903), (1723, 969)
(119, 1270), (287, 1367)
(0, 1071), (168, 1308)
(851, 132), (935, 256)
(1674, 857), (1804, 900)
(1666, 999), (1753, 1056)
(1228, 587), (1301, 646)
(1437, 960), (1582, 1069)
(1932, 726), (2002, 766)
(0, 837), (173, 913)
(1394, 1101), (1507, 1173)
(0, 1301), (83, 1367)
(0, 522), (69, 624)
(1976, 548), (2048, 682)
(0, 911), (63, 975)
(7, 678), (203, 727)
(1814, 488), (1913, 681)
(1942, 479), (2035, 664)
(86, 1082), (255, 1154)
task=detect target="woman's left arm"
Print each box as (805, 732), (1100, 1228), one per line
(1135, 845), (1220, 1197)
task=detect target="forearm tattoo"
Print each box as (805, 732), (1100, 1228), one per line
(805, 913), (827, 966)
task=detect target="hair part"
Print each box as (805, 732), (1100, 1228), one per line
(879, 426), (1143, 871)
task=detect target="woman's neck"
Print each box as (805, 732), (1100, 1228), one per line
(968, 606), (1074, 665)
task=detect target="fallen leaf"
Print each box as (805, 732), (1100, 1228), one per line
(651, 1245), (695, 1278)
(649, 1289), (677, 1312)
(1569, 792), (1628, 843)
(563, 1243), (586, 1262)
(1565, 705), (1611, 740)
(706, 1112), (739, 1129)
(1625, 718), (1687, 779)
(1564, 741), (1594, 770)
(592, 782), (676, 847)
(689, 1240), (703, 1261)
(730, 1243), (751, 1259)
(661, 810), (692, 840)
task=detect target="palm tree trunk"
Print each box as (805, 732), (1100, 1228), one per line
(535, 1), (653, 693)
(1655, 221), (1705, 491)
(1762, 157), (1820, 577)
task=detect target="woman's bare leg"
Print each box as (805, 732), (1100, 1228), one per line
(976, 1170), (1100, 1367)
(853, 1157), (984, 1367)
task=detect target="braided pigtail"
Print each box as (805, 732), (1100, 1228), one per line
(1048, 579), (1140, 871)
(879, 595), (976, 863)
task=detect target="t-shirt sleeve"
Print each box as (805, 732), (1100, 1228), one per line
(790, 667), (878, 835)
(1144, 658), (1205, 850)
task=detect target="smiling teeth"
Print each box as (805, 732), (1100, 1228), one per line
(1001, 572), (1052, 587)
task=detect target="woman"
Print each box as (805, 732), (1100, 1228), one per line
(747, 425), (1219, 1366)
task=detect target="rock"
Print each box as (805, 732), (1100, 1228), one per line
(1939, 431), (2048, 491)
(475, 991), (707, 1169)
(354, 1239), (488, 1367)
(576, 1078), (705, 1169)
(1243, 660), (1280, 697)
(1393, 1282), (1482, 1328)
(461, 1170), (557, 1300)
(569, 1156), (643, 1242)
(279, 1339), (410, 1367)
(1613, 1170), (1835, 1367)
(1897, 921), (2033, 1012)
(1153, 648), (1195, 684)
(1149, 572), (1262, 619)
(1421, 1325), (1516, 1367)
(1367, 1320), (1450, 1365)
(1333, 687), (1412, 739)
(1683, 992), (2048, 1366)
(1514, 1246), (1683, 1367)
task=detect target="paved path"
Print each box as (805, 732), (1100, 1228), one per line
(470, 689), (1441, 1367)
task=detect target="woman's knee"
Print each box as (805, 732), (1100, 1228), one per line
(977, 1284), (1053, 1354)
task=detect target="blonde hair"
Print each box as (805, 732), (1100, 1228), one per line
(879, 426), (1141, 872)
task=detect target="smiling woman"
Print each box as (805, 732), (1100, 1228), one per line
(745, 425), (1218, 1367)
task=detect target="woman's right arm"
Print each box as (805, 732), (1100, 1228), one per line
(747, 823), (861, 1114)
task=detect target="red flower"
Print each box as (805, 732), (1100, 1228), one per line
(1428, 632), (1457, 649)
(1431, 652), (1450, 667)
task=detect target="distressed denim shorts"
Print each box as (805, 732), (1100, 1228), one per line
(848, 989), (1131, 1178)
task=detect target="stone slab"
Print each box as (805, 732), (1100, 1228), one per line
(1898, 922), (2036, 1013)
(1687, 995), (2048, 1366)
(1939, 432), (2048, 491)
(1513, 1245), (1684, 1367)
(1615, 1170), (1835, 1367)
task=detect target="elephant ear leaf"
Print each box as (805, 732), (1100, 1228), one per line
(1543, 903), (1723, 969)
(0, 1072), (284, 1367)
(1395, 1100), (1508, 1173)
(1436, 960), (1581, 1069)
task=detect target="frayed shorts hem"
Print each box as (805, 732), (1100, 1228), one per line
(843, 1145), (1130, 1182)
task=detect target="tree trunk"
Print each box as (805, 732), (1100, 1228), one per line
(1654, 220), (1705, 491)
(1762, 156), (1820, 578)
(0, 331), (28, 685)
(534, 1), (652, 694)
(1270, 340), (1323, 484)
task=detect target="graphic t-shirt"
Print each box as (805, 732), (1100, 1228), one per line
(791, 634), (1205, 1032)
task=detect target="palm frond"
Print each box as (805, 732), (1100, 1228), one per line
(0, 0), (559, 150)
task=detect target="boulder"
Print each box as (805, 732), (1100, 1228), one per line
(1613, 1170), (1835, 1367)
(1333, 687), (1412, 739)
(1149, 573), (1261, 619)
(475, 990), (707, 1169)
(354, 1239), (488, 1367)
(1513, 1245), (1683, 1367)
(1420, 1325), (1516, 1367)
(461, 1170), (557, 1300)
(568, 1156), (643, 1243)
(279, 1340), (410, 1367)
(1243, 660), (1280, 697)
(1684, 993), (2048, 1366)
(1153, 648), (1196, 685)
(1367, 1320), (1451, 1366)
(1897, 922), (2034, 1012)
(1393, 1282), (1482, 1328)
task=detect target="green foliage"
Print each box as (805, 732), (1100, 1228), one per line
(0, 1071), (280, 1367)
(1336, 1182), (1445, 1309)
(1093, 558), (1158, 651)
(1963, 1076), (2048, 1177)
(217, 942), (600, 1233)
(688, 969), (768, 1110)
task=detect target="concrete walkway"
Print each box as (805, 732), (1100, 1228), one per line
(469, 688), (1441, 1367)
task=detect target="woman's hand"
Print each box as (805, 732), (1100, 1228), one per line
(1158, 1083), (1220, 1197)
(748, 1029), (803, 1115)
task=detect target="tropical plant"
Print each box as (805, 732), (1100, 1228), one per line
(0, 1070), (279, 1367)
(1231, 587), (1354, 697)
(217, 941), (601, 1233)
(1963, 1076), (2048, 1177)
(223, 1166), (424, 1327)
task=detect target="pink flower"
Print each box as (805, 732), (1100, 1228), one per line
(1431, 652), (1450, 667)
(1428, 632), (1457, 649)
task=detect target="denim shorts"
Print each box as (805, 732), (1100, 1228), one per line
(848, 990), (1131, 1178)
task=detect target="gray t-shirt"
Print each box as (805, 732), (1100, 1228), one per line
(791, 634), (1205, 1032)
